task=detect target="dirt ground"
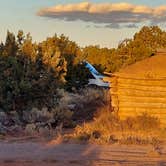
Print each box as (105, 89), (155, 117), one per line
(0, 137), (166, 166)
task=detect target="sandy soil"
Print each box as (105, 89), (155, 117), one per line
(0, 138), (166, 166)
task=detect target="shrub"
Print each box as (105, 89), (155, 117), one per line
(72, 87), (110, 122)
(121, 113), (161, 131)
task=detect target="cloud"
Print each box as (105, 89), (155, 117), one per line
(37, 2), (166, 28)
(104, 23), (138, 29)
(124, 24), (138, 28)
(105, 23), (121, 29)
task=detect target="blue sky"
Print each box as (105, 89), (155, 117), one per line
(0, 0), (166, 48)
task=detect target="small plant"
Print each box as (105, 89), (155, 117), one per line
(121, 113), (161, 132)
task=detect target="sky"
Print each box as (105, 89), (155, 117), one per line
(0, 0), (166, 48)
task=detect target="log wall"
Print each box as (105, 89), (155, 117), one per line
(107, 76), (166, 125)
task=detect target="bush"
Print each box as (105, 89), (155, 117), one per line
(121, 113), (161, 131)
(0, 32), (67, 112)
(72, 87), (110, 121)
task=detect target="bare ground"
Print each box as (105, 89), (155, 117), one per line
(0, 137), (166, 166)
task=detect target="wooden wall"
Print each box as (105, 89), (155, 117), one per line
(106, 75), (166, 125)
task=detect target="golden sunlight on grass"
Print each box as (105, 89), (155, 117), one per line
(71, 106), (166, 145)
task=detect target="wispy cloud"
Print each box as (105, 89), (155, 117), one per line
(105, 23), (121, 29)
(37, 2), (166, 28)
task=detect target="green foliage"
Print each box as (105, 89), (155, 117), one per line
(0, 31), (69, 112)
(0, 26), (166, 112)
(77, 26), (166, 72)
(65, 63), (90, 91)
(3, 31), (18, 56)
(117, 26), (166, 66)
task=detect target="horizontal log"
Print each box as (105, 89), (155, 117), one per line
(111, 90), (166, 97)
(113, 96), (166, 104)
(118, 108), (166, 114)
(111, 88), (166, 94)
(115, 75), (166, 80)
(110, 84), (166, 92)
(117, 88), (166, 94)
(117, 78), (166, 86)
(106, 74), (166, 81)
(118, 102), (166, 108)
(111, 99), (166, 107)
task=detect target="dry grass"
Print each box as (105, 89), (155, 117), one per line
(71, 106), (166, 145)
(52, 88), (166, 146)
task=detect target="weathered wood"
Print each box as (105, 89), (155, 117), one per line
(117, 78), (166, 86)
(111, 84), (166, 91)
(118, 102), (166, 108)
(111, 91), (166, 97)
(117, 96), (166, 103)
(118, 108), (166, 113)
(108, 52), (166, 124)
